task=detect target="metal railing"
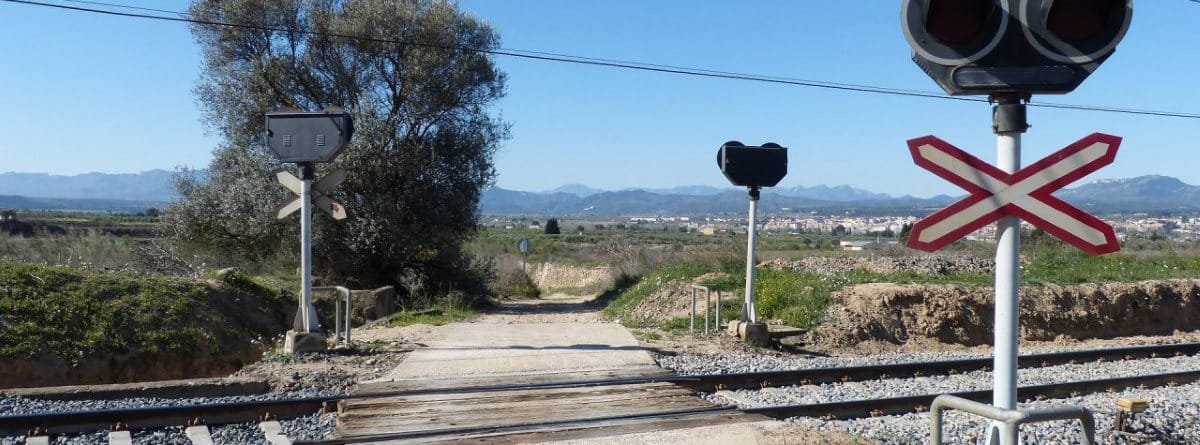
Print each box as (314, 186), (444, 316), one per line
(930, 394), (1096, 445)
(690, 285), (722, 334)
(313, 286), (352, 345)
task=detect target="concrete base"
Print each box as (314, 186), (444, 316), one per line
(726, 321), (770, 347)
(743, 322), (770, 347)
(283, 330), (327, 354)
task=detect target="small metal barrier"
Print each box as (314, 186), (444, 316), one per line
(690, 285), (722, 334)
(930, 394), (1096, 445)
(314, 286), (352, 345)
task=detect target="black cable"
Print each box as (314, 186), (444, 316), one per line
(59, 0), (190, 17)
(8, 0), (1200, 120)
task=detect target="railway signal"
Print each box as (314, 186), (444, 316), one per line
(900, 2), (1132, 444)
(901, 0), (1133, 95)
(716, 141), (787, 346)
(266, 107), (354, 353)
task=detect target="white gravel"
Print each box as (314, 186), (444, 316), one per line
(658, 350), (1200, 444)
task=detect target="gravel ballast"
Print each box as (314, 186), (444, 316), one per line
(0, 389), (343, 445)
(658, 350), (1200, 444)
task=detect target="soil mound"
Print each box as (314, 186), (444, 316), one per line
(529, 263), (616, 294)
(812, 279), (1200, 348)
(626, 273), (734, 324)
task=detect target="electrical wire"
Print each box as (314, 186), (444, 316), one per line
(9, 0), (1200, 120)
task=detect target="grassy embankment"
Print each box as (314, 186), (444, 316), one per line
(0, 260), (290, 364)
(602, 238), (1200, 334)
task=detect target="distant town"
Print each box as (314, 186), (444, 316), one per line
(485, 212), (1200, 245)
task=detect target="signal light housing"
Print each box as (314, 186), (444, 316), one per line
(716, 141), (788, 188)
(902, 0), (1132, 95)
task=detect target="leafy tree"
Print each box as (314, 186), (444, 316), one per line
(165, 0), (507, 294)
(544, 218), (560, 235)
(898, 223), (913, 243)
(575, 225), (585, 233)
(832, 224), (848, 237)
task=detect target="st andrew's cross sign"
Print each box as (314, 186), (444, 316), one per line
(906, 132), (1121, 255)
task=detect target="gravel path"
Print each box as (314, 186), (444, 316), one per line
(659, 350), (1200, 444)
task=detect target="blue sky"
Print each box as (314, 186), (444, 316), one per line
(0, 1), (1197, 198)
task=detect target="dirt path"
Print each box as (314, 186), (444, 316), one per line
(478, 292), (606, 324)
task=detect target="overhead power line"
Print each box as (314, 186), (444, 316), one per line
(10, 0), (1200, 120)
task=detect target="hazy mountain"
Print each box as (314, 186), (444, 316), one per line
(548, 183), (893, 201)
(544, 184), (606, 197)
(637, 185), (730, 196)
(0, 195), (164, 213)
(481, 187), (950, 216)
(1, 170), (1196, 215)
(0, 170), (182, 201)
(1057, 175), (1200, 211)
(483, 175), (1200, 216)
(773, 184), (892, 201)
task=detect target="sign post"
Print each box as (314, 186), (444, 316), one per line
(907, 124), (1123, 444)
(518, 237), (531, 274)
(266, 107), (353, 353)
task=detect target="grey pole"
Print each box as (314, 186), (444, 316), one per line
(743, 187), (760, 323)
(299, 164), (318, 333)
(986, 95), (1027, 445)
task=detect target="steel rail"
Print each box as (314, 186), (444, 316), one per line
(744, 369), (1200, 420)
(302, 369), (1200, 444)
(4, 342), (1198, 437)
(0, 395), (339, 436)
(348, 341), (1200, 398)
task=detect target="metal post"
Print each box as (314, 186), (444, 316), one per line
(690, 287), (697, 333)
(744, 187), (760, 323)
(316, 286), (351, 344)
(298, 163), (319, 333)
(987, 94), (1027, 445)
(716, 290), (722, 329)
(705, 287), (711, 334)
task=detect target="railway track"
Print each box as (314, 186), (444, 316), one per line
(5, 341), (1200, 443)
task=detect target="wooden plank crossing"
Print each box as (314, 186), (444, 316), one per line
(335, 368), (753, 443)
(353, 365), (673, 396)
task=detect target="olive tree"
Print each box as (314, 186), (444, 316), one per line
(165, 0), (507, 296)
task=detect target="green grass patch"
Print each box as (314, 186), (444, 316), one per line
(0, 260), (289, 363)
(387, 304), (477, 327)
(1023, 249), (1200, 284)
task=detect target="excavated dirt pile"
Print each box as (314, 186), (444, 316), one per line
(529, 263), (616, 294)
(813, 279), (1200, 347)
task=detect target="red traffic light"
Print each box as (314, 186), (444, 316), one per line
(1046, 0), (1117, 41)
(926, 0), (996, 43)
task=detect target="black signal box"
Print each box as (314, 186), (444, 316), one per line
(717, 141), (787, 188)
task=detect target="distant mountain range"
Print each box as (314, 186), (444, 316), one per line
(486, 175), (1200, 216)
(0, 170), (1197, 215)
(0, 170), (180, 202)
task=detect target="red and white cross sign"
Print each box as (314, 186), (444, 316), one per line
(906, 132), (1122, 255)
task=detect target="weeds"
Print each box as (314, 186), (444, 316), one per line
(387, 303), (477, 326)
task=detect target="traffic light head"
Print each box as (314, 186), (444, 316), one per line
(266, 107), (355, 163)
(902, 0), (1132, 95)
(716, 141), (788, 188)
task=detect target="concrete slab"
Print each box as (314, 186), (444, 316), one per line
(374, 322), (657, 382)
